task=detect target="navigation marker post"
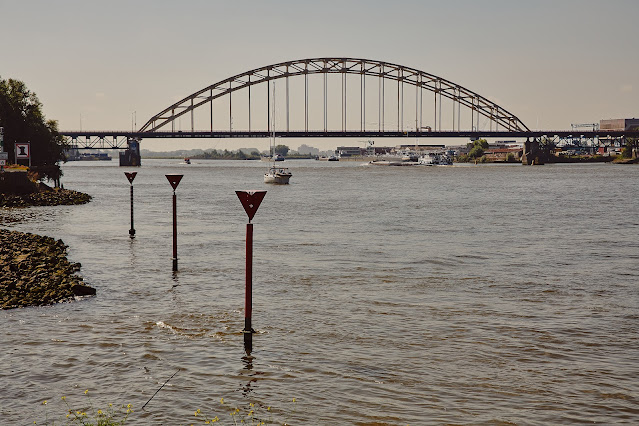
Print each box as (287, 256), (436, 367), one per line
(125, 172), (137, 238)
(235, 190), (267, 353)
(166, 174), (184, 271)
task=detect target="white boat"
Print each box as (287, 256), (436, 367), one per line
(264, 165), (292, 184)
(264, 84), (292, 184)
(418, 152), (453, 166)
(401, 151), (419, 162)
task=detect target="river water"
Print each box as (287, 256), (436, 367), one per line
(1, 159), (638, 425)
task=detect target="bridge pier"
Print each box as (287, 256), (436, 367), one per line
(119, 138), (141, 166)
(522, 138), (543, 165)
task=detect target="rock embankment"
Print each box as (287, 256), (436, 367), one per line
(0, 188), (92, 208)
(0, 229), (96, 309)
(0, 170), (92, 207)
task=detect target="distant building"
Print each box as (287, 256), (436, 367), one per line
(484, 147), (523, 162)
(336, 146), (364, 157)
(297, 144), (320, 156)
(600, 118), (639, 131)
(599, 118), (639, 147)
(394, 144), (445, 153)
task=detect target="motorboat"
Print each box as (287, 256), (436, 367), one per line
(183, 158), (191, 164)
(273, 154), (285, 161)
(264, 166), (292, 184)
(327, 155), (339, 161)
(418, 152), (453, 166)
(401, 152), (419, 162)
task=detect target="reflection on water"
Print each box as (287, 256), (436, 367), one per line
(1, 159), (639, 424)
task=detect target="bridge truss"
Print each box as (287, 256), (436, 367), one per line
(139, 57), (530, 135)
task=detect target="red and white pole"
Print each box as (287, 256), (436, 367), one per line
(125, 172), (137, 238)
(245, 222), (254, 333)
(166, 174), (183, 272)
(235, 190), (267, 353)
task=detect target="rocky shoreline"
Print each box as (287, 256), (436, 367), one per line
(0, 188), (92, 208)
(0, 229), (96, 309)
(1, 170), (96, 309)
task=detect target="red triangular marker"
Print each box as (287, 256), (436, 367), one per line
(165, 174), (183, 190)
(125, 172), (137, 184)
(236, 190), (267, 222)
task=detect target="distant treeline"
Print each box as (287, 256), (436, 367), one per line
(192, 149), (261, 160)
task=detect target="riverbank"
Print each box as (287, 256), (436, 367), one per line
(0, 170), (92, 207)
(0, 188), (92, 207)
(1, 170), (95, 308)
(0, 229), (96, 309)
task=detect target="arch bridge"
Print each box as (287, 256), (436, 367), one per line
(61, 58), (639, 150)
(139, 57), (530, 135)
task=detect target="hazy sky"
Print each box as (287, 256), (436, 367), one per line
(1, 0), (637, 151)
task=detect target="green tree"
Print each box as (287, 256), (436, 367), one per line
(0, 77), (66, 183)
(274, 144), (289, 156)
(468, 145), (485, 159)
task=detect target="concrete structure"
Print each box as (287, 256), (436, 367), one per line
(600, 118), (639, 131)
(599, 118), (639, 151)
(484, 147), (523, 162)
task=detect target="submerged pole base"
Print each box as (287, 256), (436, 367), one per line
(129, 229), (136, 238)
(172, 258), (178, 272)
(243, 331), (253, 354)
(244, 318), (255, 334)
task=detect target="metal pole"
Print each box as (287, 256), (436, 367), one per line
(378, 67), (382, 132)
(342, 72), (345, 132)
(471, 97), (474, 130)
(248, 75), (251, 132)
(397, 73), (400, 132)
(129, 184), (135, 238)
(229, 81), (232, 132)
(362, 65), (366, 132)
(382, 65), (385, 132)
(172, 190), (178, 271)
(324, 71), (327, 132)
(245, 222), (254, 333)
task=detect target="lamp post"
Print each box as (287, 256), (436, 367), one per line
(166, 174), (183, 271)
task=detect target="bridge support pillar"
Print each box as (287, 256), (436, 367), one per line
(119, 138), (141, 167)
(522, 138), (542, 165)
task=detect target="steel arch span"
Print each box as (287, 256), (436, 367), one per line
(139, 57), (530, 134)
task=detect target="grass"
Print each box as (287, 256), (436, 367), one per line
(194, 398), (297, 425)
(36, 392), (297, 425)
(36, 390), (132, 426)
